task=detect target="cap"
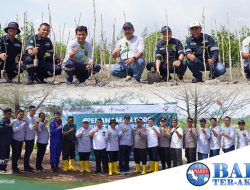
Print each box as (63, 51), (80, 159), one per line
(199, 118), (206, 123)
(124, 115), (131, 119)
(54, 111), (61, 115)
(160, 117), (167, 122)
(4, 22), (21, 34)
(238, 120), (245, 125)
(82, 118), (89, 123)
(148, 117), (154, 121)
(109, 119), (118, 125)
(3, 108), (12, 114)
(189, 21), (201, 29)
(161, 25), (172, 33)
(136, 118), (142, 122)
(122, 22), (134, 29)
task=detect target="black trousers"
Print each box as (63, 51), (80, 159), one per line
(185, 147), (197, 163)
(171, 148), (183, 167)
(24, 139), (34, 170)
(147, 146), (159, 162)
(159, 147), (171, 169)
(107, 151), (119, 163)
(36, 143), (47, 170)
(134, 148), (147, 165)
(119, 145), (132, 172)
(0, 143), (10, 171)
(93, 149), (108, 173)
(79, 152), (90, 161)
(11, 139), (23, 171)
(62, 140), (75, 160)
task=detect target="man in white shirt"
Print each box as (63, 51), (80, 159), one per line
(63, 26), (101, 85)
(170, 119), (183, 167)
(24, 105), (38, 172)
(241, 37), (250, 80)
(236, 120), (250, 149)
(146, 117), (160, 172)
(209, 117), (222, 157)
(222, 116), (235, 153)
(197, 119), (210, 160)
(89, 118), (109, 174)
(111, 22), (145, 82)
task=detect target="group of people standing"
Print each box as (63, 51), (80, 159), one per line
(0, 107), (249, 175)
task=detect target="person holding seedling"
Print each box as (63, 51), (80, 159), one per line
(0, 22), (24, 82)
(75, 119), (92, 173)
(111, 22), (145, 82)
(185, 21), (226, 83)
(209, 117), (222, 157)
(236, 120), (250, 149)
(146, 26), (187, 83)
(197, 118), (210, 160)
(63, 26), (101, 85)
(221, 116), (235, 153)
(24, 23), (62, 85)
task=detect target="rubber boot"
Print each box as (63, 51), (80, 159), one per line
(147, 161), (154, 173)
(80, 161), (84, 173)
(141, 165), (147, 175)
(154, 162), (159, 172)
(134, 163), (140, 173)
(69, 159), (77, 171)
(108, 162), (113, 176)
(112, 162), (120, 175)
(84, 161), (91, 173)
(63, 160), (69, 172)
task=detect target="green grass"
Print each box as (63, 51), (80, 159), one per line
(0, 175), (101, 190)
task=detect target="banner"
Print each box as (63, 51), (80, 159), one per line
(62, 103), (177, 129)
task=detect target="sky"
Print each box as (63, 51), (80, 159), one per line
(1, 0), (250, 43)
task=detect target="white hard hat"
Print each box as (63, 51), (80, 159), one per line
(189, 21), (202, 29)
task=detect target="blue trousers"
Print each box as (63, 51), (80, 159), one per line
(146, 61), (187, 78)
(187, 58), (226, 79)
(111, 58), (145, 82)
(223, 145), (235, 153)
(50, 138), (62, 164)
(119, 145), (132, 172)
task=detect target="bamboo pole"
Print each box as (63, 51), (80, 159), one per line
(91, 0), (96, 77)
(222, 36), (225, 65)
(237, 21), (246, 79)
(108, 18), (116, 79)
(214, 19), (221, 62)
(202, 7), (207, 81)
(227, 13), (233, 80)
(100, 14), (105, 81)
(165, 9), (170, 82)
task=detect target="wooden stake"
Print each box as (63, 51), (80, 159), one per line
(202, 7), (207, 81)
(237, 21), (246, 79)
(227, 13), (233, 80)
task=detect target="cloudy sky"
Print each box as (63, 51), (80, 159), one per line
(1, 0), (249, 43)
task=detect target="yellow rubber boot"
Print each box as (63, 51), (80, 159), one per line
(108, 162), (113, 176)
(112, 162), (120, 175)
(79, 161), (84, 173)
(154, 162), (159, 172)
(63, 160), (69, 172)
(134, 163), (140, 173)
(147, 161), (154, 173)
(141, 165), (147, 175)
(84, 161), (91, 173)
(69, 159), (77, 171)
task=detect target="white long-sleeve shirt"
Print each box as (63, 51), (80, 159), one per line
(210, 126), (222, 150)
(90, 127), (109, 150)
(197, 128), (211, 154)
(12, 119), (26, 141)
(24, 115), (36, 141)
(236, 129), (250, 149)
(146, 125), (160, 148)
(222, 125), (235, 149)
